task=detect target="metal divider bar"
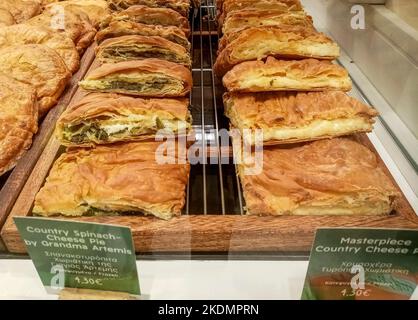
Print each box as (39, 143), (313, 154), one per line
(199, 5), (208, 214)
(206, 0), (226, 215)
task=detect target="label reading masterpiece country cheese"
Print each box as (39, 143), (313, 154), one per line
(302, 228), (418, 300)
(14, 217), (140, 295)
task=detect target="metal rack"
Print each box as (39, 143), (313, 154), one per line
(186, 0), (244, 216)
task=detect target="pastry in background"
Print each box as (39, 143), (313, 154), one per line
(100, 5), (190, 37)
(96, 35), (191, 66)
(215, 26), (340, 76)
(26, 7), (96, 53)
(95, 21), (190, 50)
(0, 0), (41, 24)
(237, 138), (398, 216)
(0, 24), (80, 73)
(0, 9), (15, 27)
(80, 59), (192, 97)
(222, 10), (313, 35)
(56, 93), (192, 146)
(0, 74), (38, 176)
(33, 141), (190, 220)
(218, 0), (303, 27)
(0, 44), (71, 116)
(44, 0), (110, 28)
(223, 57), (352, 92)
(108, 0), (191, 17)
(224, 91), (378, 145)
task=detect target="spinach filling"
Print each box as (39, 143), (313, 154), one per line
(104, 48), (181, 63)
(107, 78), (172, 92)
(69, 122), (109, 144)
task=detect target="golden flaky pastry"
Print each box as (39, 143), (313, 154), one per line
(0, 45), (71, 116)
(0, 0), (41, 24)
(215, 26), (340, 76)
(0, 74), (38, 176)
(25, 7), (96, 53)
(224, 91), (378, 145)
(95, 21), (190, 50)
(33, 141), (190, 220)
(108, 0), (190, 17)
(79, 59), (192, 97)
(223, 57), (352, 92)
(238, 138), (398, 216)
(0, 24), (80, 73)
(0, 9), (15, 27)
(45, 0), (110, 28)
(96, 35), (191, 66)
(218, 0), (303, 27)
(56, 93), (192, 146)
(222, 10), (313, 35)
(101, 5), (190, 37)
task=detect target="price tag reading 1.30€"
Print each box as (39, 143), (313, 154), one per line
(14, 217), (140, 296)
(302, 228), (418, 300)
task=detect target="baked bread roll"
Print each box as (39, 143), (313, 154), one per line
(0, 44), (71, 116)
(25, 7), (96, 53)
(223, 57), (352, 92)
(215, 26), (339, 76)
(237, 138), (398, 215)
(0, 24), (80, 73)
(56, 93), (192, 146)
(33, 141), (190, 220)
(96, 35), (191, 67)
(0, 8), (15, 27)
(224, 91), (378, 145)
(0, 0), (41, 24)
(108, 0), (190, 17)
(79, 59), (192, 97)
(101, 5), (190, 37)
(0, 74), (38, 176)
(95, 21), (190, 50)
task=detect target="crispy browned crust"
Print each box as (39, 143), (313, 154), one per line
(238, 138), (399, 216)
(33, 141), (190, 220)
(219, 0), (303, 27)
(26, 8), (96, 53)
(0, 44), (71, 116)
(102, 5), (190, 37)
(108, 0), (191, 17)
(56, 92), (191, 146)
(0, 0), (41, 24)
(0, 24), (80, 73)
(96, 35), (191, 66)
(95, 21), (190, 50)
(215, 26), (339, 76)
(222, 9), (313, 35)
(223, 57), (352, 92)
(0, 74), (38, 176)
(0, 8), (15, 27)
(224, 91), (378, 144)
(45, 0), (110, 28)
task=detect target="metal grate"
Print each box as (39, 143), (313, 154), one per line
(185, 0), (244, 215)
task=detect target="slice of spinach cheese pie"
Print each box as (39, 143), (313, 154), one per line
(33, 141), (190, 220)
(96, 35), (191, 66)
(56, 93), (192, 146)
(79, 59), (192, 97)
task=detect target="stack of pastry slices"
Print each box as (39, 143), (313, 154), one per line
(215, 0), (399, 216)
(0, 0), (109, 177)
(33, 0), (194, 220)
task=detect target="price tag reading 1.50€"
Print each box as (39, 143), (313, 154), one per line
(14, 217), (140, 296)
(302, 228), (418, 300)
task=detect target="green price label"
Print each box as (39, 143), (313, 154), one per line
(14, 217), (140, 295)
(302, 228), (418, 300)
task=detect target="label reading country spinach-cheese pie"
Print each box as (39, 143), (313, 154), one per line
(302, 228), (418, 300)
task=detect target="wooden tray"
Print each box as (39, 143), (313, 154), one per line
(0, 46), (96, 252)
(1, 110), (417, 254)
